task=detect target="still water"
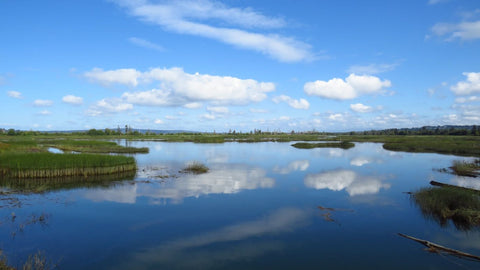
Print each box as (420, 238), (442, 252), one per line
(1, 141), (480, 269)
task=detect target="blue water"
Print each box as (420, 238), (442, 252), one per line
(1, 142), (480, 269)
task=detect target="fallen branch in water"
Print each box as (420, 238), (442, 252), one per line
(398, 233), (480, 262)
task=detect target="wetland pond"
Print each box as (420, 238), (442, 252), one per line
(1, 141), (480, 269)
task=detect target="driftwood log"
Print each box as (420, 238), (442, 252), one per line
(398, 233), (480, 261)
(430, 181), (480, 194)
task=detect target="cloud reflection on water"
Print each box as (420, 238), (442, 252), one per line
(304, 169), (390, 196)
(83, 165), (274, 204)
(118, 207), (309, 269)
(273, 160), (309, 174)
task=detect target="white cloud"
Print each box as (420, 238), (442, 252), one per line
(93, 67), (275, 106)
(431, 20), (480, 41)
(129, 37), (164, 51)
(33, 99), (53, 107)
(7, 91), (22, 99)
(201, 113), (216, 120)
(250, 108), (268, 113)
(272, 95), (310, 110)
(112, 0), (313, 62)
(278, 116), (290, 121)
(84, 67), (141, 87)
(451, 72), (480, 95)
(38, 110), (52, 115)
(154, 119), (164, 124)
(87, 98), (133, 116)
(184, 102), (203, 109)
(273, 160), (309, 174)
(350, 103), (373, 113)
(428, 0), (449, 5)
(207, 106), (229, 114)
(328, 113), (344, 121)
(347, 63), (398, 75)
(304, 170), (390, 196)
(62, 95), (83, 105)
(304, 73), (391, 100)
(455, 96), (480, 103)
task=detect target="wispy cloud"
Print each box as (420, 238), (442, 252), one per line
(112, 0), (313, 62)
(347, 63), (398, 75)
(86, 98), (133, 116)
(431, 20), (480, 41)
(33, 99), (53, 107)
(62, 95), (83, 105)
(128, 37), (164, 51)
(350, 103), (373, 113)
(304, 74), (391, 100)
(7, 91), (22, 99)
(272, 95), (309, 110)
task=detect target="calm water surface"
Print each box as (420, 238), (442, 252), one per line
(1, 141), (480, 269)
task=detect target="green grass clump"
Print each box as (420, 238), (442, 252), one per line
(0, 153), (136, 179)
(413, 186), (480, 230)
(181, 162), (209, 174)
(291, 141), (354, 149)
(450, 159), (480, 177)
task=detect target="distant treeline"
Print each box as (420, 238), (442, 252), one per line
(1, 125), (479, 136)
(347, 125), (480, 136)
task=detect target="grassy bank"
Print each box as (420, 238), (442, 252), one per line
(181, 162), (209, 174)
(412, 186), (480, 230)
(291, 141), (354, 149)
(0, 153), (136, 179)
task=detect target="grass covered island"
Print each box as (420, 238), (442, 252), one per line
(0, 153), (137, 179)
(0, 138), (143, 179)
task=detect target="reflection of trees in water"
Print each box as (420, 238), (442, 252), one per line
(412, 187), (480, 231)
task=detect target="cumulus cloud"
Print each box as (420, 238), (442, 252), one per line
(87, 98), (133, 116)
(7, 91), (22, 99)
(112, 0), (313, 62)
(154, 119), (164, 124)
(33, 99), (53, 107)
(129, 37), (164, 51)
(89, 67), (275, 106)
(62, 95), (83, 105)
(431, 20), (480, 41)
(84, 67), (141, 87)
(304, 74), (391, 100)
(451, 72), (480, 95)
(272, 95), (310, 110)
(350, 103), (373, 113)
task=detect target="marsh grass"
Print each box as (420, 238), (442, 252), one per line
(45, 140), (149, 154)
(0, 153), (136, 179)
(291, 141), (354, 149)
(450, 159), (480, 177)
(412, 186), (480, 230)
(181, 162), (209, 174)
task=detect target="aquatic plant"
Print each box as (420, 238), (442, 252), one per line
(181, 162), (209, 174)
(412, 186), (480, 230)
(0, 153), (137, 179)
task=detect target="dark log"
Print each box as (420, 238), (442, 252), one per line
(398, 233), (480, 261)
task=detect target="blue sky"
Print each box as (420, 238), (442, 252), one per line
(1, 0), (479, 132)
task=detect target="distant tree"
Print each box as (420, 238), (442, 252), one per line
(7, 129), (16, 136)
